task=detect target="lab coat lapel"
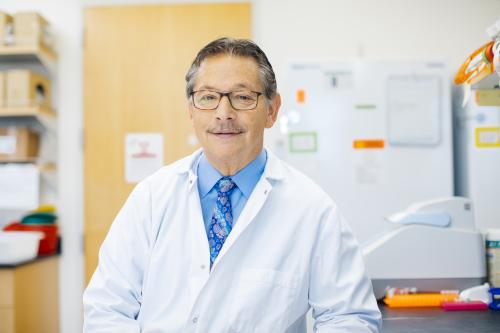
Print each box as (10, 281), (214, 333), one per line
(211, 177), (273, 269)
(180, 150), (208, 264)
(211, 150), (285, 270)
(187, 171), (210, 266)
(180, 151), (212, 307)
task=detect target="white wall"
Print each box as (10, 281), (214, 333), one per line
(1, 0), (499, 332)
(254, 0), (500, 143)
(0, 1), (83, 332)
(254, 0), (500, 77)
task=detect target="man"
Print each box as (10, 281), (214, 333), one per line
(83, 37), (381, 333)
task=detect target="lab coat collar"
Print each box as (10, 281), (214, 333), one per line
(179, 147), (287, 272)
(176, 147), (286, 183)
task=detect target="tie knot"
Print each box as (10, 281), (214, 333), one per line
(216, 177), (236, 194)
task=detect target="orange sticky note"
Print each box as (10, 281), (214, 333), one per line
(296, 89), (305, 104)
(353, 139), (385, 149)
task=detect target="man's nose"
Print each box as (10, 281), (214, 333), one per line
(215, 95), (236, 120)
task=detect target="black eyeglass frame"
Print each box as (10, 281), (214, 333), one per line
(190, 90), (263, 111)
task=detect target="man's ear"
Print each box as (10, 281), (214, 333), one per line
(188, 104), (194, 123)
(265, 93), (281, 128)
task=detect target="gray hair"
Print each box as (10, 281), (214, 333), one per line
(185, 37), (277, 102)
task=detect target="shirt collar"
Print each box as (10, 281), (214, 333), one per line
(197, 149), (267, 198)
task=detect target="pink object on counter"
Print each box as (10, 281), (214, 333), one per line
(442, 301), (489, 311)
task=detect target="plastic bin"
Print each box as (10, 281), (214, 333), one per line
(0, 231), (43, 264)
(3, 222), (58, 255)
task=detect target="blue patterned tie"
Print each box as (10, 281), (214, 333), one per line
(208, 177), (237, 267)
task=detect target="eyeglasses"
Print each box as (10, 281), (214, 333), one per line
(190, 90), (263, 110)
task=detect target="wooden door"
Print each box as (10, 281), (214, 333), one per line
(83, 4), (251, 283)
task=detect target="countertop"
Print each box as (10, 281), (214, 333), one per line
(380, 302), (500, 333)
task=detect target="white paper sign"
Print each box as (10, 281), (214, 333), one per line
(125, 133), (164, 183)
(387, 75), (441, 146)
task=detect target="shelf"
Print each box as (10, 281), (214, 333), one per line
(0, 160), (56, 170)
(0, 105), (55, 118)
(0, 106), (56, 131)
(0, 44), (57, 74)
(0, 157), (37, 163)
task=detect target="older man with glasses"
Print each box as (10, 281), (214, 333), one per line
(83, 37), (381, 333)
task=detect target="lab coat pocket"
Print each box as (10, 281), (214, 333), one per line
(229, 268), (299, 333)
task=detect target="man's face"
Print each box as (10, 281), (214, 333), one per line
(188, 54), (280, 168)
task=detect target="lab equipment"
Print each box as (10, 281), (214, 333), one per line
(455, 18), (500, 104)
(454, 88), (500, 232)
(275, 60), (453, 245)
(486, 230), (500, 287)
(441, 300), (489, 311)
(459, 283), (491, 304)
(489, 288), (500, 310)
(384, 293), (459, 308)
(488, 18), (500, 83)
(363, 197), (486, 300)
(454, 40), (496, 87)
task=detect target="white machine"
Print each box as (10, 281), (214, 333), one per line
(453, 18), (500, 232)
(273, 60), (454, 245)
(363, 197), (486, 299)
(454, 81), (500, 231)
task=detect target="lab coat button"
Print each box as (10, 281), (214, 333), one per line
(192, 317), (198, 324)
(200, 264), (206, 270)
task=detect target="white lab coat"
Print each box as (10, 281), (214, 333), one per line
(83, 149), (381, 333)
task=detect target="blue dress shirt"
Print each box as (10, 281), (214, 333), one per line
(197, 149), (267, 235)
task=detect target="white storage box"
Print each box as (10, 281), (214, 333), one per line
(0, 164), (40, 210)
(0, 231), (43, 264)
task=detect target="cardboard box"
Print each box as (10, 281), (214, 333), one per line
(0, 11), (13, 45)
(0, 71), (5, 107)
(13, 12), (50, 47)
(0, 127), (40, 161)
(6, 70), (51, 108)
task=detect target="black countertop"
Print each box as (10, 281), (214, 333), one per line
(380, 302), (500, 333)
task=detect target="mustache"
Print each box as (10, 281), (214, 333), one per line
(207, 125), (245, 134)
